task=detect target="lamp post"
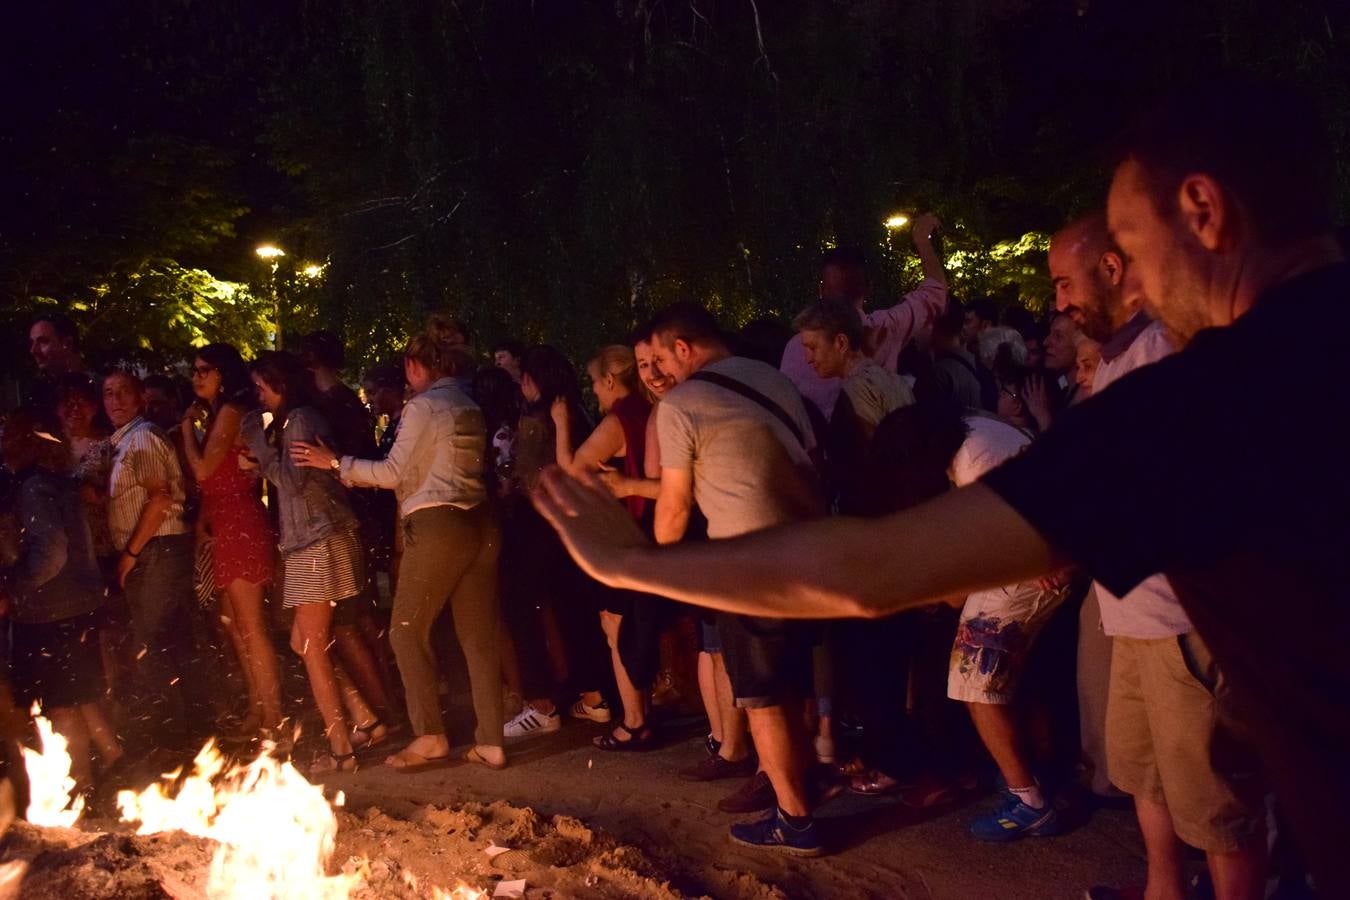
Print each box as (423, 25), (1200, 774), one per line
(256, 244), (285, 348)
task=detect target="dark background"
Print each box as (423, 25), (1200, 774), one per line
(2, 0), (1347, 374)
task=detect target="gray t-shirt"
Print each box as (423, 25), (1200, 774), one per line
(657, 356), (823, 539)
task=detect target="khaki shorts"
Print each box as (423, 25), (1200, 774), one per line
(1106, 632), (1266, 853)
(947, 580), (1068, 704)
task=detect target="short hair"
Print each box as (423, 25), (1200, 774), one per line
(250, 350), (317, 413)
(648, 301), (726, 350)
(1116, 76), (1336, 244)
(520, 344), (582, 409)
(819, 245), (868, 273)
(362, 364), (405, 393)
(793, 299), (865, 352)
(31, 312), (79, 346)
(492, 338), (526, 359)
(967, 297), (998, 325)
(298, 330), (346, 370)
(102, 368), (144, 393)
(977, 326), (1027, 371)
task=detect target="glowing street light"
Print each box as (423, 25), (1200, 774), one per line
(301, 263), (324, 278)
(255, 244), (285, 349)
(255, 244), (285, 260)
(883, 214), (909, 229)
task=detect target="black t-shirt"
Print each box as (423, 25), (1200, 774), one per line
(983, 261), (1349, 893)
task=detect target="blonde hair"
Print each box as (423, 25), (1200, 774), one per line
(588, 344), (639, 394)
(404, 314), (465, 377)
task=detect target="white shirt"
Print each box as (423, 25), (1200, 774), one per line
(107, 417), (188, 551)
(1091, 319), (1193, 638)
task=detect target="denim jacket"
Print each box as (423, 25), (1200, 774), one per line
(241, 406), (356, 553)
(4, 469), (104, 624)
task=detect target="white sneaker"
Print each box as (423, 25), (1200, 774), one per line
(569, 698), (612, 724)
(503, 707), (561, 741)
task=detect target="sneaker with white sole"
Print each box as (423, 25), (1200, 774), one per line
(503, 707), (561, 740)
(569, 698), (612, 724)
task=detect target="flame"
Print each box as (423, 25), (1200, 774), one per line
(23, 719), (490, 900)
(21, 704), (84, 827)
(118, 740), (358, 899)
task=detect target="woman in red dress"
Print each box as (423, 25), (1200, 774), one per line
(181, 342), (282, 737)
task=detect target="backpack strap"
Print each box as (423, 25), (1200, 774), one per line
(688, 370), (807, 450)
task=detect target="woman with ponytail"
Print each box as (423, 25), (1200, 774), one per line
(292, 316), (505, 772)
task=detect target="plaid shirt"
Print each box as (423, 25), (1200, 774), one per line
(107, 416), (188, 551)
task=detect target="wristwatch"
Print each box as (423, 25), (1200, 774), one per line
(329, 456), (341, 472)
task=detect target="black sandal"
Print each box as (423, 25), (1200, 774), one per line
(308, 750), (359, 776)
(593, 723), (656, 752)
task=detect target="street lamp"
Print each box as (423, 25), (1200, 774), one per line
(883, 214), (909, 229)
(255, 244), (285, 348)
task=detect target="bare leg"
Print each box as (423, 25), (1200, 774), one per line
(1134, 795), (1188, 900)
(77, 702), (122, 765)
(1207, 839), (1268, 900)
(745, 701), (809, 817)
(226, 579), (283, 729)
(290, 604), (353, 758)
(601, 611), (646, 737)
(332, 664), (377, 729)
(219, 592), (262, 724)
(966, 701), (1036, 790)
(334, 624), (392, 720)
(538, 598), (569, 684)
(712, 652), (750, 761)
(697, 651), (722, 744)
(47, 706), (93, 792)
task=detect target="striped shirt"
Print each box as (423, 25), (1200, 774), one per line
(107, 416), (188, 551)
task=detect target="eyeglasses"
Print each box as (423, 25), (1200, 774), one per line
(191, 365), (218, 377)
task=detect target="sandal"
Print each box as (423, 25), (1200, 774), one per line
(385, 748), (455, 774)
(593, 723), (655, 752)
(351, 719), (390, 752)
(462, 745), (507, 771)
(308, 751), (358, 776)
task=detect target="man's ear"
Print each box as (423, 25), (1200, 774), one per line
(674, 339), (693, 360)
(1099, 250), (1125, 287)
(1177, 173), (1229, 252)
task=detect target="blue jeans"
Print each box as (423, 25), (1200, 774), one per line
(123, 534), (211, 732)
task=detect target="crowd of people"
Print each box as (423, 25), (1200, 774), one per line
(2, 77), (1342, 900)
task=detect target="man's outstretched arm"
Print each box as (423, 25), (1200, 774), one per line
(531, 466), (1062, 620)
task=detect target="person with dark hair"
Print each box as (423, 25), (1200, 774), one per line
(919, 301), (986, 411)
(141, 375), (184, 431)
(54, 374), (115, 567)
(29, 313), (84, 379)
(298, 330), (377, 459)
(507, 344), (609, 731)
(529, 78), (1348, 896)
(241, 351), (383, 773)
(179, 343), (282, 740)
(492, 339), (526, 384)
(781, 214), (946, 420)
(1051, 211), (1268, 896)
(361, 364), (408, 588)
(470, 366), (520, 499)
(103, 369), (205, 743)
(295, 316), (505, 772)
(961, 297), (998, 353)
(647, 301), (826, 855)
(1, 406), (123, 793)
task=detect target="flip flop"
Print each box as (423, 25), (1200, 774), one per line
(384, 748), (454, 774)
(462, 746), (507, 771)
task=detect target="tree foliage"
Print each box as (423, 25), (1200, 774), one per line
(2, 1), (1347, 377)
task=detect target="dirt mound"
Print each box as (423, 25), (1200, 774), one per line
(1, 796), (786, 899)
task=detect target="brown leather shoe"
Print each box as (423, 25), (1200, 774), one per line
(718, 772), (777, 814)
(679, 753), (757, 782)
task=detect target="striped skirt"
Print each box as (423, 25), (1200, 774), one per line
(281, 528), (364, 608)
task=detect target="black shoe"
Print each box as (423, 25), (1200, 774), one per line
(705, 733), (722, 758)
(718, 771), (777, 814)
(680, 753), (756, 782)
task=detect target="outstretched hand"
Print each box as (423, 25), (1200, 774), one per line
(530, 465), (650, 586)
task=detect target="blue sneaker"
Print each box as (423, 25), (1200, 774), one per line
(969, 790), (1062, 842)
(729, 809), (825, 857)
